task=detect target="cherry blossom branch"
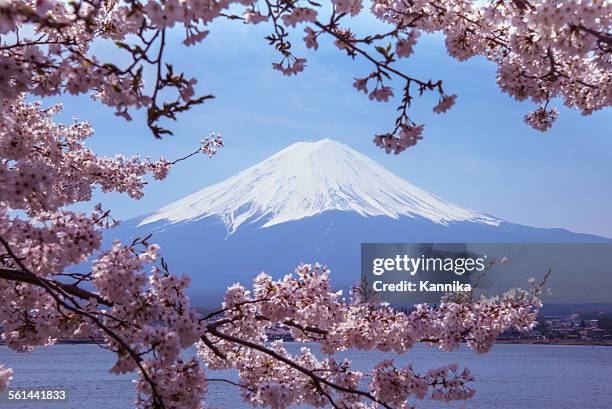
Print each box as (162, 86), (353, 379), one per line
(195, 264), (545, 407)
(0, 98), (224, 406)
(205, 324), (394, 409)
(206, 378), (253, 391)
(2, 0), (609, 153)
(0, 235), (166, 408)
(577, 25), (612, 48)
(312, 21), (439, 90)
(0, 267), (109, 306)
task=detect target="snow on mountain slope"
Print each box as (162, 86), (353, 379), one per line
(140, 139), (500, 233)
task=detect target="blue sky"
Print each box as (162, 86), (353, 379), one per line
(54, 13), (612, 237)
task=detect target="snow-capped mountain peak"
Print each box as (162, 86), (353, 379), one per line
(140, 139), (499, 233)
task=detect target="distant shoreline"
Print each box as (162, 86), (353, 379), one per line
(495, 339), (612, 346)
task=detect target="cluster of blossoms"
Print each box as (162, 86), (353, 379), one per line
(272, 57), (307, 76)
(524, 106), (559, 131)
(0, 96), (178, 212)
(369, 86), (395, 102)
(0, 0), (219, 137)
(200, 132), (224, 157)
(0, 97), (220, 408)
(395, 30), (420, 58)
(1, 0), (608, 153)
(374, 124), (425, 154)
(197, 263), (544, 408)
(371, 360), (475, 404)
(281, 7), (317, 27)
(364, 0), (611, 150)
(433, 95), (458, 114)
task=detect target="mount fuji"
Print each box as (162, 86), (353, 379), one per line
(116, 139), (608, 304)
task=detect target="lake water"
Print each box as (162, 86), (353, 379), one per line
(1, 343), (611, 408)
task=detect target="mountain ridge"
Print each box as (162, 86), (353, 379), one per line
(114, 139), (610, 305)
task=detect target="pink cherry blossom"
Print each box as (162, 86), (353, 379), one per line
(281, 8), (317, 28)
(201, 132), (224, 157)
(396, 31), (420, 58)
(524, 107), (559, 132)
(303, 27), (319, 50)
(353, 78), (368, 94)
(369, 86), (394, 102)
(272, 58), (307, 76)
(332, 0), (363, 17)
(433, 95), (457, 114)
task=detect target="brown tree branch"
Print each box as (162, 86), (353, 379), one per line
(206, 324), (393, 409)
(0, 267), (110, 306)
